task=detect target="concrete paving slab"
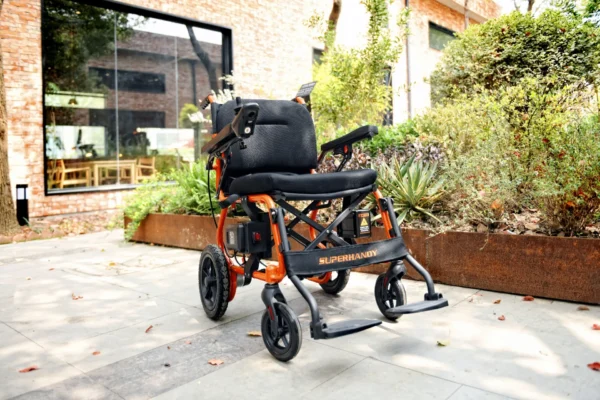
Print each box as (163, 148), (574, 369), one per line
(448, 386), (513, 400)
(152, 341), (364, 400)
(302, 357), (460, 400)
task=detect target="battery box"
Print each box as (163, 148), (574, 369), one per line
(225, 220), (271, 256)
(337, 209), (371, 239)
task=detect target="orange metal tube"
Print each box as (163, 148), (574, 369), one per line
(373, 189), (393, 239)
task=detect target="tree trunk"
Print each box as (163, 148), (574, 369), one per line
(527, 0), (535, 13)
(186, 26), (219, 92)
(324, 0), (342, 53)
(464, 0), (470, 30)
(0, 0), (20, 235)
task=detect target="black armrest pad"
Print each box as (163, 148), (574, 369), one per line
(320, 125), (378, 152)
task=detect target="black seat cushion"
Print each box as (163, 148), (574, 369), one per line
(229, 169), (378, 198)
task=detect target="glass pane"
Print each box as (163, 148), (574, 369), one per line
(43, 0), (225, 192)
(429, 24), (455, 51)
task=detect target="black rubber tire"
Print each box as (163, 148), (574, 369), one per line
(261, 302), (302, 362)
(320, 269), (351, 295)
(374, 273), (407, 321)
(198, 245), (229, 321)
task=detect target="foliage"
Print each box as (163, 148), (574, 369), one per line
(179, 104), (202, 129)
(360, 121), (418, 154)
(430, 10), (600, 103)
(124, 161), (218, 240)
(417, 77), (600, 234)
(309, 0), (408, 140)
(370, 157), (445, 224)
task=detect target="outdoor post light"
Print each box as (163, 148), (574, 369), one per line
(16, 184), (29, 226)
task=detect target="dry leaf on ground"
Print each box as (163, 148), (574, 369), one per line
(592, 324), (600, 331)
(19, 366), (39, 373)
(494, 299), (501, 304)
(436, 340), (450, 347)
(145, 325), (153, 333)
(71, 293), (83, 300)
(523, 296), (535, 301)
(208, 359), (224, 366)
(167, 346), (171, 350)
(92, 351), (101, 356)
(498, 315), (506, 321)
(49, 268), (55, 271)
(578, 306), (590, 311)
(185, 341), (192, 345)
(588, 362), (600, 371)
(247, 331), (262, 337)
(108, 261), (116, 267)
(26, 277), (31, 281)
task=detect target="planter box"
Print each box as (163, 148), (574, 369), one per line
(126, 214), (600, 304)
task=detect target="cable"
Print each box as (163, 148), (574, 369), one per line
(207, 164), (218, 228)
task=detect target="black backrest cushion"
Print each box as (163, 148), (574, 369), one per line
(215, 99), (318, 176)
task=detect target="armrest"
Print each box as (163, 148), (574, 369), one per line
(320, 125), (378, 153)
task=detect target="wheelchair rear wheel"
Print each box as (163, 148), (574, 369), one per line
(261, 302), (302, 362)
(320, 269), (351, 295)
(198, 245), (230, 321)
(374, 273), (407, 321)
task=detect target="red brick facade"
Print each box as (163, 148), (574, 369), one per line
(1, 0), (499, 217)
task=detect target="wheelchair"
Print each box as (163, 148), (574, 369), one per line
(198, 94), (448, 362)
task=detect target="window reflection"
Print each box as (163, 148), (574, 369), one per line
(43, 0), (226, 192)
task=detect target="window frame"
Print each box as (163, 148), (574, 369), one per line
(428, 21), (455, 51)
(41, 0), (234, 196)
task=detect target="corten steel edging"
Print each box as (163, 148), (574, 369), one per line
(126, 214), (600, 304)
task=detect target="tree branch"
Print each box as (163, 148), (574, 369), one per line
(186, 25), (219, 92)
(324, 0), (342, 53)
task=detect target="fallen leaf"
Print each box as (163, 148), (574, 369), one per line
(588, 362), (600, 371)
(49, 268), (55, 271)
(593, 324), (600, 331)
(185, 341), (192, 345)
(19, 366), (39, 373)
(436, 340), (450, 347)
(26, 277), (31, 281)
(150, 243), (155, 246)
(108, 261), (116, 267)
(145, 325), (153, 334)
(498, 315), (506, 321)
(208, 359), (224, 366)
(523, 295), (535, 301)
(164, 363), (171, 368)
(71, 293), (83, 300)
(247, 331), (262, 337)
(92, 351), (101, 356)
(578, 306), (590, 311)
(494, 299), (502, 304)
(167, 346), (171, 350)
(101, 249), (105, 252)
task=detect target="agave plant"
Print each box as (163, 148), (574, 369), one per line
(373, 156), (445, 224)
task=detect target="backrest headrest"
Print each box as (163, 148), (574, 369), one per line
(215, 99), (318, 176)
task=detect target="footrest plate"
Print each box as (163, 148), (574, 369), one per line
(388, 298), (449, 316)
(321, 319), (382, 339)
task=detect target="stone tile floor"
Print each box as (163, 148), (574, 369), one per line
(0, 230), (598, 400)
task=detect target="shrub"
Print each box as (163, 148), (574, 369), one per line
(309, 0), (408, 139)
(361, 120), (418, 155)
(430, 9), (600, 103)
(124, 161), (218, 240)
(370, 157), (445, 224)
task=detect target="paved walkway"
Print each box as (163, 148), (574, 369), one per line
(0, 231), (598, 400)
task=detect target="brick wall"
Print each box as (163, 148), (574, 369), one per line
(1, 0), (498, 217)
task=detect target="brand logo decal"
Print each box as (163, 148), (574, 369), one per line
(318, 249), (378, 265)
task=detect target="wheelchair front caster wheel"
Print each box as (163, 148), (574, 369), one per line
(199, 245), (229, 321)
(375, 273), (407, 321)
(261, 302), (302, 362)
(320, 269), (351, 295)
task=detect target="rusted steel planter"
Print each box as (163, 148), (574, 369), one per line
(126, 214), (600, 304)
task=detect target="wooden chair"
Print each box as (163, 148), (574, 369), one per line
(136, 157), (156, 183)
(47, 159), (91, 189)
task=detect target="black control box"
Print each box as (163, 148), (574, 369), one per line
(225, 221), (271, 256)
(337, 209), (372, 239)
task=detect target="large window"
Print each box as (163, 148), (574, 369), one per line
(429, 22), (455, 51)
(42, 0), (232, 194)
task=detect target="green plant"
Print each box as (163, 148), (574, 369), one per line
(361, 120), (418, 155)
(372, 157), (445, 224)
(430, 9), (600, 103)
(308, 0), (408, 140)
(123, 161), (218, 240)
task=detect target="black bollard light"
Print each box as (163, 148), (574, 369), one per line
(16, 184), (29, 226)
